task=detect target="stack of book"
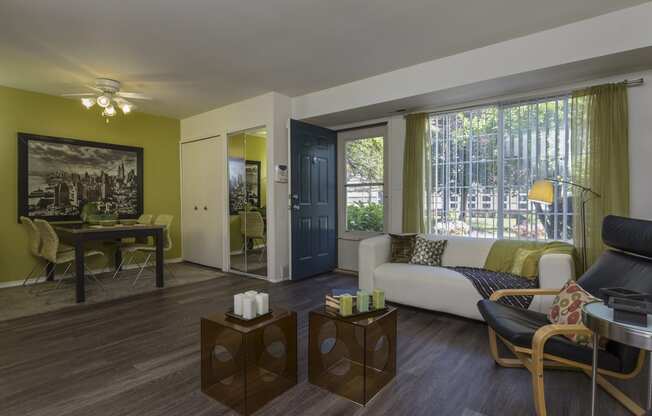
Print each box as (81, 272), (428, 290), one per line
(325, 288), (357, 310)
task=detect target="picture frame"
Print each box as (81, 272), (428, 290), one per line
(17, 133), (144, 222)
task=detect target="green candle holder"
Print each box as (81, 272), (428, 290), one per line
(339, 295), (353, 316)
(357, 290), (370, 312)
(372, 289), (385, 309)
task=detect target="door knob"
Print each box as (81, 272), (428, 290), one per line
(194, 206), (198, 211)
(204, 206), (208, 211)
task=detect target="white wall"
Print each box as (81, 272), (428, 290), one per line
(291, 2), (652, 121)
(180, 92), (291, 281)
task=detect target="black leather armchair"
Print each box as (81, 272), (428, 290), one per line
(478, 215), (652, 416)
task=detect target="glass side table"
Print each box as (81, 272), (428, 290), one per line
(582, 302), (652, 416)
(308, 306), (397, 405)
(201, 307), (297, 415)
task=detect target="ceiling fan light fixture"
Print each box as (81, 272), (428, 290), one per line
(102, 105), (116, 117)
(81, 97), (95, 109)
(97, 95), (111, 108)
(120, 102), (132, 114)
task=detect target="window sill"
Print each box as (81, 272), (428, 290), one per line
(338, 232), (384, 242)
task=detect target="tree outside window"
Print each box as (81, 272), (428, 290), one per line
(345, 136), (384, 232)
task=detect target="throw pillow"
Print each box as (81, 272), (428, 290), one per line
(510, 248), (543, 279)
(548, 281), (601, 347)
(409, 237), (447, 267)
(389, 233), (417, 263)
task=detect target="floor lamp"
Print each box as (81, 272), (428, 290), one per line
(528, 178), (601, 271)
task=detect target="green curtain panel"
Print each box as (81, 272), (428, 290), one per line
(402, 113), (429, 233)
(571, 83), (629, 270)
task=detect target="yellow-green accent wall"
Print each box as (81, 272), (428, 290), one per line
(0, 85), (181, 283)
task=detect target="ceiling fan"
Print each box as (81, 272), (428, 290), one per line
(62, 78), (151, 121)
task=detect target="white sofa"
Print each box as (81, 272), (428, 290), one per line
(359, 235), (574, 321)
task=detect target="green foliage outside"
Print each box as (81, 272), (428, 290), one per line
(345, 136), (384, 232)
(347, 202), (383, 232)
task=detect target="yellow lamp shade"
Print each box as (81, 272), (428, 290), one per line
(528, 180), (554, 205)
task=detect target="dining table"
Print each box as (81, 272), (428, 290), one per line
(52, 223), (166, 303)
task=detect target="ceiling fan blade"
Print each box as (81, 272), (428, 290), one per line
(117, 91), (152, 100)
(86, 85), (104, 93)
(61, 93), (95, 97)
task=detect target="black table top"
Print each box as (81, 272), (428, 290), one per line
(54, 223), (164, 234)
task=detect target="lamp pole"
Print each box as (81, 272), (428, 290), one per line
(547, 178), (600, 271)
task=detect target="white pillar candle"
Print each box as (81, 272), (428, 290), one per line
(244, 290), (258, 297)
(255, 293), (269, 315)
(233, 293), (244, 316)
(243, 296), (256, 319)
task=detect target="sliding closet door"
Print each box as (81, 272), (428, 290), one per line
(181, 137), (223, 268)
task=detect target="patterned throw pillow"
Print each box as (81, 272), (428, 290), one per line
(389, 233), (417, 263)
(510, 248), (543, 280)
(409, 237), (447, 267)
(548, 281), (601, 347)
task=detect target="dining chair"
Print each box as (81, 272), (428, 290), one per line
(240, 210), (266, 262)
(118, 214), (175, 287)
(34, 219), (107, 292)
(20, 216), (74, 287)
(19, 216), (48, 287)
(111, 214), (157, 280)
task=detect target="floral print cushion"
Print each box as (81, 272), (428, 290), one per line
(548, 281), (600, 347)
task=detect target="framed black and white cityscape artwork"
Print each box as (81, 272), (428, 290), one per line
(17, 133), (144, 222)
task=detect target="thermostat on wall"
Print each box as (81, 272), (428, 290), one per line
(275, 164), (288, 183)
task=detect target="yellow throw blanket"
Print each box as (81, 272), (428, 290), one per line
(483, 240), (579, 279)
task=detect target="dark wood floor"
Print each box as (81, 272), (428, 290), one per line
(0, 267), (647, 416)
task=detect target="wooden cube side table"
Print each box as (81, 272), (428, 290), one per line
(308, 306), (397, 405)
(201, 308), (297, 415)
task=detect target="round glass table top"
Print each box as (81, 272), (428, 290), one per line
(582, 301), (652, 350)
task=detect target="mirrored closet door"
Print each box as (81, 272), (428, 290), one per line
(227, 128), (268, 277)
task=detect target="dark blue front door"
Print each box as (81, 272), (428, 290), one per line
(290, 120), (337, 280)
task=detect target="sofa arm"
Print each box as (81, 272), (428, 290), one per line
(539, 253), (574, 288)
(531, 253), (574, 313)
(358, 234), (391, 292)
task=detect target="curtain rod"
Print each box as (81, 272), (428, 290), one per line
(407, 77), (644, 117)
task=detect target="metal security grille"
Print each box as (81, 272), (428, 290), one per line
(429, 95), (573, 241)
(430, 107), (499, 238)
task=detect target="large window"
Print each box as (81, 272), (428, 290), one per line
(343, 135), (385, 232)
(428, 96), (573, 241)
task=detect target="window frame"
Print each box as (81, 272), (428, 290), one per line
(337, 125), (388, 240)
(427, 94), (572, 241)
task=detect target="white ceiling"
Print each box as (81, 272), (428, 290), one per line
(0, 0), (647, 118)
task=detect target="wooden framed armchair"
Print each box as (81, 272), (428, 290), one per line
(478, 215), (652, 416)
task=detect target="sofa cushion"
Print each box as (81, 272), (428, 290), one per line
(374, 263), (484, 320)
(477, 299), (623, 372)
(410, 237), (447, 266)
(510, 248), (543, 279)
(438, 236), (494, 268)
(389, 233), (417, 263)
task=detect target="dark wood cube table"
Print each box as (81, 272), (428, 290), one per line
(201, 308), (297, 415)
(308, 306), (397, 405)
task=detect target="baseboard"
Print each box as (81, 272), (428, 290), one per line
(334, 268), (358, 276)
(0, 257), (185, 289)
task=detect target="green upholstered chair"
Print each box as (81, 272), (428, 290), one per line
(117, 214), (175, 287)
(20, 216), (74, 287)
(240, 210), (266, 262)
(110, 214), (156, 279)
(34, 219), (106, 291)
